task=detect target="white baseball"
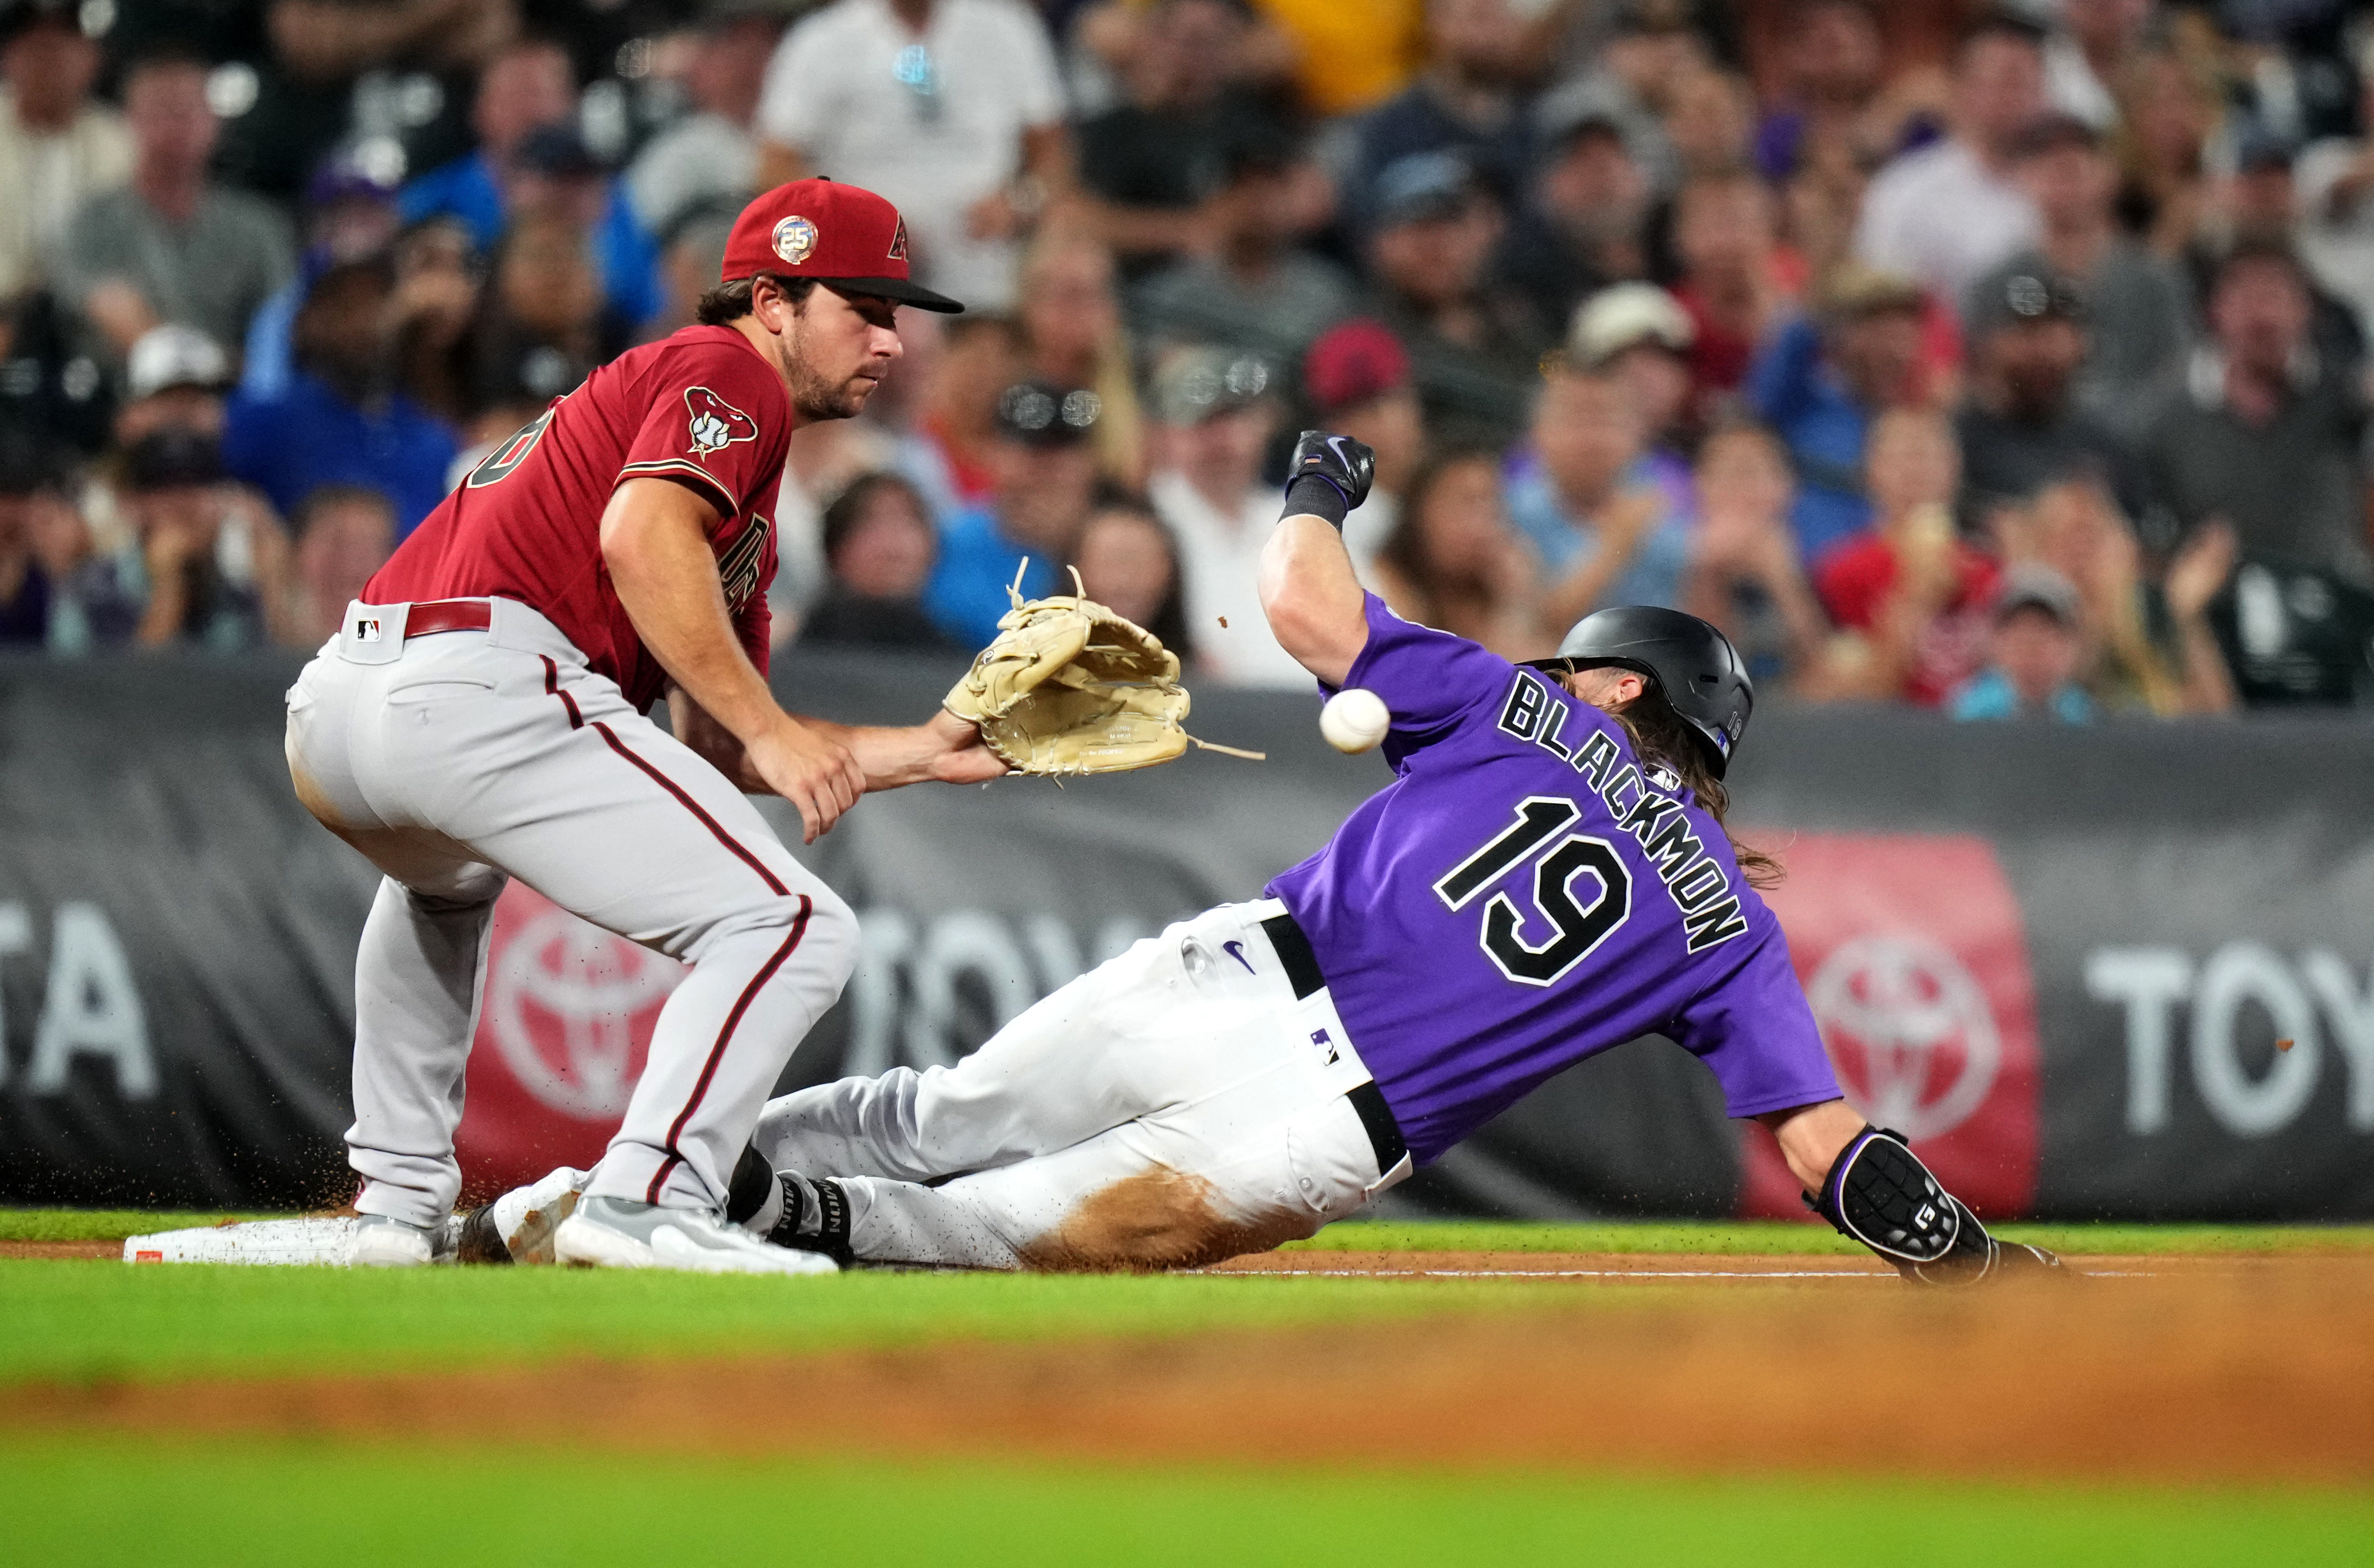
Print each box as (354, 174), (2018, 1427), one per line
(1320, 687), (1391, 753)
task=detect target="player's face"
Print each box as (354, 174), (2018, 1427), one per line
(779, 286), (904, 421)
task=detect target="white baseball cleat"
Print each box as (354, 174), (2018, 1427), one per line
(553, 1195), (841, 1275)
(349, 1213), (439, 1267)
(456, 1165), (591, 1265)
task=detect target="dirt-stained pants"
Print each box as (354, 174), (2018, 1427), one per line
(750, 900), (1411, 1270)
(285, 596), (856, 1228)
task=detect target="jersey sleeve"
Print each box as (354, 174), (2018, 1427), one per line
(1338, 592), (1520, 747)
(617, 338), (789, 526)
(1667, 916), (1842, 1120)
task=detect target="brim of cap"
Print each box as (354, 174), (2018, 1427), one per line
(820, 276), (965, 313)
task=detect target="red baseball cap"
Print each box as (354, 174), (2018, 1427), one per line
(720, 177), (964, 313)
(1303, 318), (1410, 414)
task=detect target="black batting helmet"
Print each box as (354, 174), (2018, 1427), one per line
(1526, 606), (1754, 778)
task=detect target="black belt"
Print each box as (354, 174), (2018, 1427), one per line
(1260, 910), (1408, 1177)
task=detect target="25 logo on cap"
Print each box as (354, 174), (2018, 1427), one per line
(772, 215), (818, 265)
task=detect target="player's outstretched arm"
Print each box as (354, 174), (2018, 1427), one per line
(1259, 430), (1376, 689)
(604, 477), (865, 843)
(674, 686), (1007, 798)
(820, 710), (1010, 792)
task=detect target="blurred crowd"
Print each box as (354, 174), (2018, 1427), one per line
(4, 0), (2374, 718)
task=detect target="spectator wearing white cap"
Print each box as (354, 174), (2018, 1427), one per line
(116, 323), (230, 446)
(1506, 356), (1691, 627)
(1569, 281), (1697, 522)
(2295, 37), (2374, 346)
(0, 0), (129, 300)
(754, 0), (1070, 314)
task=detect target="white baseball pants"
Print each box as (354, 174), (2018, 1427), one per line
(284, 596), (857, 1228)
(750, 900), (1414, 1270)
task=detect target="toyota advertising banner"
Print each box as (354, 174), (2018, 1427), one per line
(2, 651), (2370, 1218)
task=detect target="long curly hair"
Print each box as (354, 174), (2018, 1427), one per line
(1599, 679), (1784, 890)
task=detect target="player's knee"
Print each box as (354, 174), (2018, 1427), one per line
(796, 883), (860, 991)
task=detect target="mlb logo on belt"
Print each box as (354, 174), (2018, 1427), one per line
(353, 616), (383, 643)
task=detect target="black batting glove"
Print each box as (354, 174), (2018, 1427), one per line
(1280, 430), (1376, 530)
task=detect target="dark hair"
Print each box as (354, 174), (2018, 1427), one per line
(1956, 9), (2047, 57)
(1600, 682), (1783, 889)
(696, 273), (818, 326)
(291, 483), (396, 543)
(1379, 446), (1501, 592)
(121, 45), (212, 85)
(2214, 236), (2309, 293)
(1073, 494), (1192, 656)
(820, 471), (932, 567)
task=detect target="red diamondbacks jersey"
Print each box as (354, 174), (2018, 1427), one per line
(367, 324), (791, 710)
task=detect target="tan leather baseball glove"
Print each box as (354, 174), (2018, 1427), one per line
(944, 570), (1260, 775)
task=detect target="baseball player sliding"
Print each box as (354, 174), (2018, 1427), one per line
(284, 178), (1003, 1274)
(475, 434), (2061, 1285)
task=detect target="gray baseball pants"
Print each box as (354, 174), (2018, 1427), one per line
(284, 596), (856, 1228)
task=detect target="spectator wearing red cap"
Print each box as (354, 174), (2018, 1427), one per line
(1303, 318), (1424, 579)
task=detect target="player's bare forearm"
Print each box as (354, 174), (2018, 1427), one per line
(668, 685), (766, 790)
(832, 711), (1009, 790)
(604, 477), (864, 840)
(1259, 512), (1368, 687)
(677, 692), (1004, 795)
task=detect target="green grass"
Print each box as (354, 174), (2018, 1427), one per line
(1286, 1218), (2374, 1256)
(0, 1209), (278, 1243)
(8, 1438), (2367, 1567)
(0, 1259), (1560, 1387)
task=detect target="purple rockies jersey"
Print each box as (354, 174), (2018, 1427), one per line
(1266, 596), (1839, 1165)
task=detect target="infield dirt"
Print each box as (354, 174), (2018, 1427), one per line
(10, 1252), (2367, 1485)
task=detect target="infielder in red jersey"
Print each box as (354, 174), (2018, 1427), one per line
(284, 179), (1003, 1273)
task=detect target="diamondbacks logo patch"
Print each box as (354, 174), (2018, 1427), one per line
(684, 387), (757, 458)
(772, 215), (818, 265)
(887, 217), (908, 261)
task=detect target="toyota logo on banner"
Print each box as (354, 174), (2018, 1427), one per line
(455, 884), (685, 1192)
(1740, 833), (2042, 1221)
(486, 902), (683, 1118)
(1806, 933), (2001, 1141)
